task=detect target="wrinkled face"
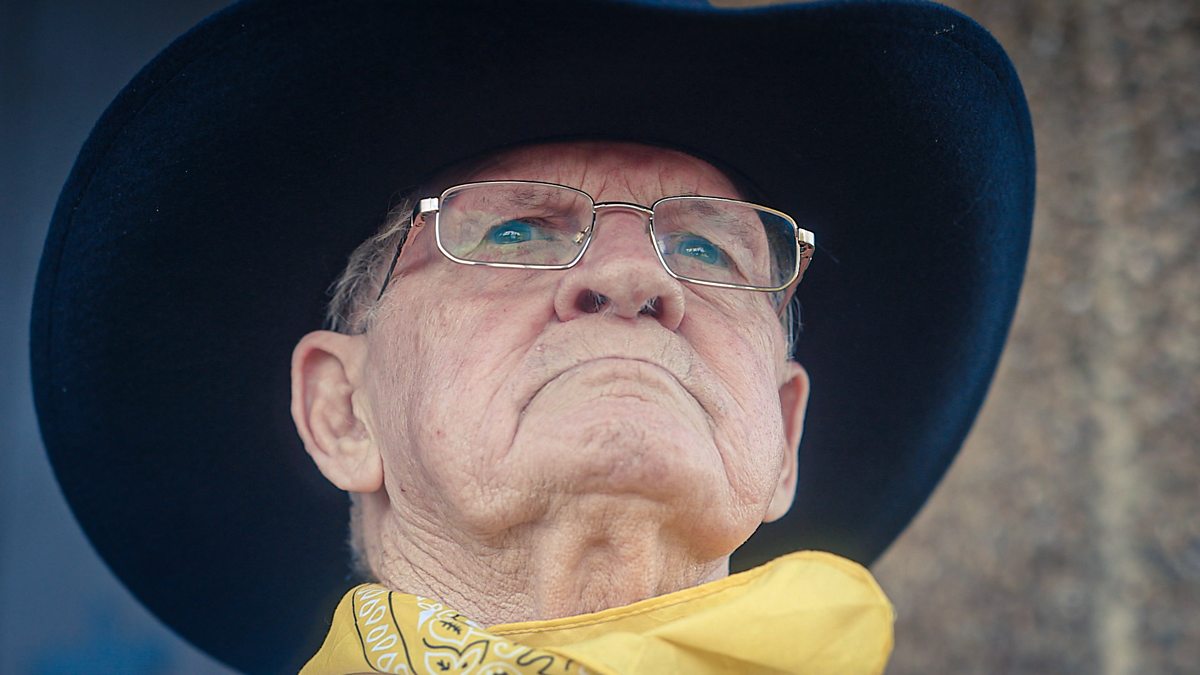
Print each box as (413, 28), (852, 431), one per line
(363, 141), (801, 559)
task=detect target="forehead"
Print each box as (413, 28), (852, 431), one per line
(460, 141), (743, 204)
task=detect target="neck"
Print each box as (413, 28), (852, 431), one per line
(364, 494), (730, 625)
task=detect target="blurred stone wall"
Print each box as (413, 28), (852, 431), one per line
(868, 1), (1200, 673)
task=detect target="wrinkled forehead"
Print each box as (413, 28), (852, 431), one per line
(427, 141), (747, 205)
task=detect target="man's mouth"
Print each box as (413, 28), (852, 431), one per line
(538, 357), (682, 400)
(521, 355), (712, 429)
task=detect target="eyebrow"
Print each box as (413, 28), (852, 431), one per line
(498, 185), (580, 210)
(665, 200), (769, 268)
(668, 199), (759, 235)
(507, 185), (551, 204)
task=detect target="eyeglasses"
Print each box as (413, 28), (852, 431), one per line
(377, 180), (814, 310)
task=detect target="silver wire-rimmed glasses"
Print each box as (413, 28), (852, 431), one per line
(377, 180), (814, 310)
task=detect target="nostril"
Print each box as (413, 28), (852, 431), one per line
(554, 265), (684, 328)
(577, 290), (608, 314)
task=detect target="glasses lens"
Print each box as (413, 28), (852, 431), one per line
(651, 197), (798, 290)
(438, 182), (593, 266)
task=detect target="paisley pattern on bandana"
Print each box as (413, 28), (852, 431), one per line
(347, 586), (582, 674)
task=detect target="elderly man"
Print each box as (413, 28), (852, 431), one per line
(32, 0), (1033, 673)
(291, 141), (831, 670)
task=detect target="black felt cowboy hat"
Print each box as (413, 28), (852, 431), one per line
(32, 0), (1034, 672)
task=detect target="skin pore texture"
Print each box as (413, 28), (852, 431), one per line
(291, 141), (810, 626)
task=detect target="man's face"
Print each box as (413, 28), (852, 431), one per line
(361, 141), (805, 559)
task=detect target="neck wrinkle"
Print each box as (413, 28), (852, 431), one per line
(368, 502), (731, 626)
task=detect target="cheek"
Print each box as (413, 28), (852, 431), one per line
(686, 310), (790, 502)
(366, 271), (551, 485)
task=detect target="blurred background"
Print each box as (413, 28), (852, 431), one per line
(871, 1), (1199, 673)
(2, 0), (1196, 673)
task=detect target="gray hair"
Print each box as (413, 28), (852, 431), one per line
(325, 199), (416, 335)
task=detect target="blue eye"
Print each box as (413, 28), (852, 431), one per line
(672, 235), (727, 267)
(486, 220), (538, 245)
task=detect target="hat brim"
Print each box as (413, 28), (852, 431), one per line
(32, 0), (1033, 672)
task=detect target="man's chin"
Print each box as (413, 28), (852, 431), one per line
(514, 409), (723, 500)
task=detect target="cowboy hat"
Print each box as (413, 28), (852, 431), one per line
(32, 0), (1034, 671)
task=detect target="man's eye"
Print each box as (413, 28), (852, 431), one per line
(486, 220), (542, 245)
(670, 235), (728, 267)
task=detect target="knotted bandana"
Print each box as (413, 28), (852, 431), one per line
(301, 551), (893, 674)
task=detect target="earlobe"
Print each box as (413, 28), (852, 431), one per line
(290, 330), (382, 494)
(764, 361), (809, 522)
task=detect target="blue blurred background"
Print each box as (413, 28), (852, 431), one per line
(2, 2), (235, 672)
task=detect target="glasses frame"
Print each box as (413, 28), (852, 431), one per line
(376, 180), (815, 304)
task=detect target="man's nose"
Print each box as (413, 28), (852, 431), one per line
(552, 211), (685, 330)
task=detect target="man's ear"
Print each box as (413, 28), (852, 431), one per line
(290, 330), (382, 493)
(764, 361), (809, 522)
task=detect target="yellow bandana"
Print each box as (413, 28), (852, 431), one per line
(301, 551), (893, 674)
